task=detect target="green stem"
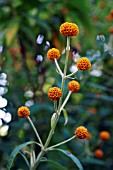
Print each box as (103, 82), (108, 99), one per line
(31, 118), (59, 170)
(47, 135), (76, 150)
(54, 100), (57, 112)
(54, 58), (64, 77)
(58, 36), (70, 112)
(64, 36), (70, 76)
(59, 91), (72, 114)
(65, 68), (78, 78)
(85, 140), (93, 156)
(27, 116), (43, 147)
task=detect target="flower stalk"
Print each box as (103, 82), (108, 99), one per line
(54, 58), (64, 77)
(47, 135), (76, 150)
(59, 91), (72, 114)
(27, 116), (43, 148)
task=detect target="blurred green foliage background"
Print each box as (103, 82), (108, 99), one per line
(0, 0), (113, 169)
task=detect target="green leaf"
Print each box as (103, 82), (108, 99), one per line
(40, 159), (67, 170)
(5, 20), (19, 46)
(87, 82), (113, 92)
(52, 149), (83, 170)
(19, 152), (30, 168)
(81, 157), (105, 166)
(22, 13), (51, 31)
(62, 109), (68, 125)
(51, 113), (57, 129)
(7, 141), (38, 170)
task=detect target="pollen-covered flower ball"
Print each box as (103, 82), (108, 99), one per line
(18, 106), (30, 118)
(47, 48), (60, 61)
(48, 87), (62, 101)
(68, 80), (80, 92)
(60, 22), (79, 36)
(75, 126), (88, 139)
(77, 57), (91, 71)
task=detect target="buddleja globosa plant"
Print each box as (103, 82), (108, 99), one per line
(7, 22), (91, 170)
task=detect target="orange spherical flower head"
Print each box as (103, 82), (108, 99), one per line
(48, 87), (62, 101)
(47, 48), (60, 61)
(68, 80), (80, 93)
(75, 126), (88, 139)
(18, 106), (30, 118)
(109, 27), (113, 34)
(94, 149), (103, 159)
(99, 131), (110, 140)
(77, 57), (91, 71)
(60, 22), (79, 36)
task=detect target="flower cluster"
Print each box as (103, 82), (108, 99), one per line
(48, 87), (62, 101)
(77, 57), (91, 71)
(75, 126), (88, 139)
(47, 48), (60, 61)
(99, 131), (110, 140)
(94, 149), (103, 159)
(18, 106), (30, 118)
(68, 80), (80, 92)
(59, 22), (79, 37)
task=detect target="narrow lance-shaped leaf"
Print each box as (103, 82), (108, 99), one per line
(19, 152), (30, 168)
(40, 159), (67, 170)
(52, 149), (83, 170)
(7, 141), (38, 170)
(81, 157), (105, 166)
(62, 109), (68, 125)
(51, 113), (57, 129)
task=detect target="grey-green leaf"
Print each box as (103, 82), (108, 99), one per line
(53, 149), (83, 170)
(62, 109), (68, 125)
(51, 113), (57, 129)
(81, 157), (105, 166)
(7, 141), (38, 170)
(40, 159), (67, 170)
(19, 152), (30, 168)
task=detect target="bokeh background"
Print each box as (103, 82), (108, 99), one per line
(0, 0), (113, 169)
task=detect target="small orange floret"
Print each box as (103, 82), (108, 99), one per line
(68, 80), (80, 92)
(109, 26), (113, 34)
(47, 48), (60, 61)
(18, 106), (30, 118)
(48, 87), (62, 100)
(77, 57), (91, 71)
(99, 131), (110, 140)
(94, 149), (103, 159)
(86, 132), (92, 140)
(110, 9), (113, 17)
(75, 126), (88, 139)
(60, 22), (79, 36)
